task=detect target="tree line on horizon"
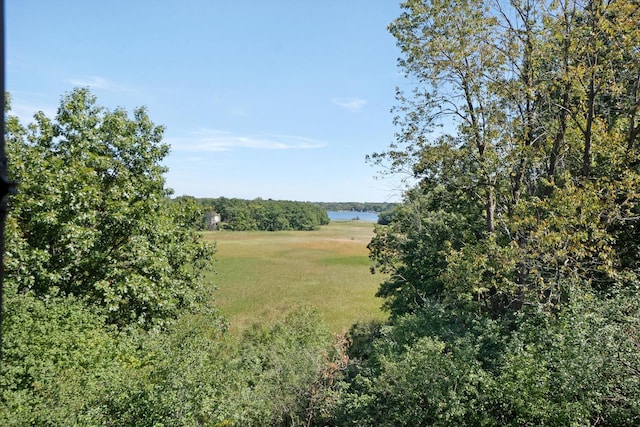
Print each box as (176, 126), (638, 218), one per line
(187, 197), (398, 230)
(178, 197), (398, 231)
(189, 197), (330, 231)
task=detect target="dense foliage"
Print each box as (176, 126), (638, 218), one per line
(368, 0), (640, 317)
(324, 0), (640, 424)
(1, 290), (336, 425)
(195, 197), (330, 231)
(317, 290), (640, 426)
(4, 89), (216, 329)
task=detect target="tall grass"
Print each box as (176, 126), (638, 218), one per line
(202, 221), (387, 333)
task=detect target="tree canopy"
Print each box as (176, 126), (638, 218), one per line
(369, 0), (640, 317)
(4, 88), (215, 329)
(329, 0), (640, 424)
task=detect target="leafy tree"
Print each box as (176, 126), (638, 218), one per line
(369, 0), (640, 316)
(375, 207), (397, 225)
(369, 184), (484, 315)
(0, 287), (131, 425)
(4, 89), (215, 329)
(324, 288), (640, 426)
(327, 1), (640, 424)
(103, 306), (333, 426)
(491, 287), (640, 425)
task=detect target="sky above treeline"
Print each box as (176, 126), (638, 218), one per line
(6, 0), (407, 202)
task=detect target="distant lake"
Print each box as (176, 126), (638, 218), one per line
(327, 210), (379, 223)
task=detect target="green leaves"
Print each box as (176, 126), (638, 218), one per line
(0, 289), (128, 425)
(347, 2), (640, 423)
(372, 0), (640, 316)
(5, 88), (214, 329)
(326, 291), (640, 425)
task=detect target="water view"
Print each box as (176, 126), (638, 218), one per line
(327, 210), (379, 222)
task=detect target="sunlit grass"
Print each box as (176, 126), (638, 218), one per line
(202, 221), (387, 333)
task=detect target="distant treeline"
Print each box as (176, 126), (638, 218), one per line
(189, 197), (330, 231)
(315, 201), (397, 213)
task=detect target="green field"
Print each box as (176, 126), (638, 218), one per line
(202, 221), (387, 333)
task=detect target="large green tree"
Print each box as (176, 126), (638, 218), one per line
(370, 0), (640, 317)
(4, 89), (215, 329)
(346, 2), (640, 422)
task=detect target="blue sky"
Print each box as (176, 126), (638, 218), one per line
(6, 0), (406, 202)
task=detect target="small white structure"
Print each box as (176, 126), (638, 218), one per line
(205, 211), (221, 230)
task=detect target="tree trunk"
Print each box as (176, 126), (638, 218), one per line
(582, 75), (596, 178)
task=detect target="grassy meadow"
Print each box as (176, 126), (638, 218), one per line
(202, 221), (387, 333)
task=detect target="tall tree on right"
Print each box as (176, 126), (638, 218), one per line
(370, 0), (640, 317)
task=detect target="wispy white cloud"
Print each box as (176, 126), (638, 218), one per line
(68, 75), (134, 92)
(228, 107), (248, 116)
(332, 97), (367, 112)
(167, 129), (326, 152)
(69, 76), (108, 88)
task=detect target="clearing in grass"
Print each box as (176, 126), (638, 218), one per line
(202, 221), (387, 333)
